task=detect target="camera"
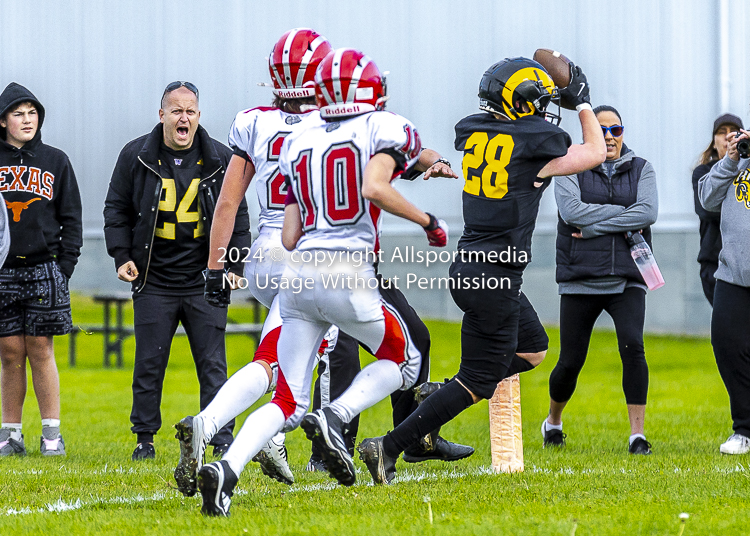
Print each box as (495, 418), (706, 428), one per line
(738, 138), (750, 159)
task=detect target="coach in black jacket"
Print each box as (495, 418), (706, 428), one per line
(104, 82), (251, 460)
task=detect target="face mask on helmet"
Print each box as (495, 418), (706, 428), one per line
(478, 58), (561, 125)
(314, 48), (389, 120)
(268, 28), (333, 99)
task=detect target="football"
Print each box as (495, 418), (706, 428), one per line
(533, 49), (572, 89)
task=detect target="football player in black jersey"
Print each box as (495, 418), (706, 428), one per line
(359, 57), (606, 484)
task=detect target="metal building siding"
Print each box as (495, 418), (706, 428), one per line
(0, 0), (747, 233)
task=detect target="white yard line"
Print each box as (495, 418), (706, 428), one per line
(3, 462), (747, 517)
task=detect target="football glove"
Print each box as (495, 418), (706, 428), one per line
(559, 63), (591, 110)
(204, 268), (231, 308)
(424, 213), (449, 247)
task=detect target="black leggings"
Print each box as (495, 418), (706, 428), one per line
(711, 280), (750, 437)
(549, 287), (648, 405)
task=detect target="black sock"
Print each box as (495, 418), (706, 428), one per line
(505, 355), (535, 377)
(137, 433), (154, 444)
(383, 380), (474, 458)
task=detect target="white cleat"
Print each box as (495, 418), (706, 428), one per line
(253, 432), (294, 485)
(720, 433), (750, 455)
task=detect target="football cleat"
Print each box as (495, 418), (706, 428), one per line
(541, 419), (566, 448)
(300, 408), (355, 486)
(40, 427), (66, 456)
(719, 433), (750, 455)
(252, 433), (294, 485)
(402, 436), (474, 463)
(0, 428), (26, 457)
(131, 442), (155, 460)
(198, 460), (238, 517)
(629, 437), (653, 455)
(306, 455), (327, 472)
(357, 436), (397, 485)
(174, 416), (208, 496)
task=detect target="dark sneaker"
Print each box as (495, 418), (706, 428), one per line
(132, 442), (155, 460)
(252, 433), (294, 485)
(40, 427), (66, 456)
(198, 460), (238, 517)
(212, 443), (231, 457)
(357, 436), (397, 485)
(541, 419), (566, 447)
(0, 428), (26, 457)
(174, 416), (208, 496)
(629, 437), (652, 455)
(402, 436), (474, 463)
(300, 408), (355, 486)
(306, 455), (327, 472)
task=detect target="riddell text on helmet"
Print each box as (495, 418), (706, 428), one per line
(276, 88), (315, 99)
(324, 104), (366, 116)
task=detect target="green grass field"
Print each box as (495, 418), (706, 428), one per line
(1, 294), (747, 535)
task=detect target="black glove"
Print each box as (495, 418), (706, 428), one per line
(559, 63), (591, 110)
(204, 269), (231, 308)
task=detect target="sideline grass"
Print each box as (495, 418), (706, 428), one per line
(0, 294), (747, 534)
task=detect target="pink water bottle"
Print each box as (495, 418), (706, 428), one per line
(625, 231), (665, 291)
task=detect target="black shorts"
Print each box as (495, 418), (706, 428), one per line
(449, 259), (545, 399)
(0, 261), (73, 337)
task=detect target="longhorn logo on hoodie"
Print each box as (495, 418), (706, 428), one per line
(5, 197), (41, 221)
(0, 166), (54, 200)
(734, 169), (750, 209)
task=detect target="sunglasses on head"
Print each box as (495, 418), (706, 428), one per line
(601, 125), (624, 137)
(162, 81), (199, 101)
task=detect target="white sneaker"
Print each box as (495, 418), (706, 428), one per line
(252, 432), (294, 485)
(720, 433), (750, 455)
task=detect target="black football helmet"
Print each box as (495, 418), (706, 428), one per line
(478, 57), (561, 124)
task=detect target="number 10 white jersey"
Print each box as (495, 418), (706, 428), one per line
(228, 107), (324, 231)
(278, 111), (422, 253)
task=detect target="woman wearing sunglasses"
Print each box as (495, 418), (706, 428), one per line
(541, 105), (658, 455)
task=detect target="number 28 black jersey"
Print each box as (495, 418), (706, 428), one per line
(455, 113), (571, 266)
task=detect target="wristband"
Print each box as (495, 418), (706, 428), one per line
(432, 158), (451, 168)
(576, 103), (593, 113)
(423, 213), (439, 231)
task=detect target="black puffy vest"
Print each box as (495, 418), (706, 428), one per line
(556, 156), (651, 283)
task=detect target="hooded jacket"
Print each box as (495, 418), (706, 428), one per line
(0, 82), (83, 277)
(103, 123), (251, 292)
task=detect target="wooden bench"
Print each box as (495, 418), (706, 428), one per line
(69, 292), (265, 368)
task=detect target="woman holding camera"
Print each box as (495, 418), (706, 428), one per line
(692, 114), (744, 305)
(698, 122), (750, 455)
(542, 105), (658, 455)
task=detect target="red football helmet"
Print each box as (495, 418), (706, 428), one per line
(314, 48), (388, 119)
(269, 28), (333, 99)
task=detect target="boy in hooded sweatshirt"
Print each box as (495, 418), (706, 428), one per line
(0, 82), (82, 457)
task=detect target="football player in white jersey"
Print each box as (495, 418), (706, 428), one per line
(173, 28), (336, 498)
(194, 48), (450, 516)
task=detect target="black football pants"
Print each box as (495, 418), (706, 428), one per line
(131, 293), (234, 445)
(549, 287), (648, 405)
(711, 280), (750, 437)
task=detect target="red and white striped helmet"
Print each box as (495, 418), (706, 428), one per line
(268, 28), (333, 99)
(314, 48), (388, 119)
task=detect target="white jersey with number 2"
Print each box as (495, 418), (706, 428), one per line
(228, 107), (323, 231)
(278, 111), (422, 253)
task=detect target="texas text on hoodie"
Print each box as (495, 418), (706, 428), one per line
(0, 83), (82, 278)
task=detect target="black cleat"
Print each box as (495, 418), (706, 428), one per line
(198, 460), (238, 517)
(541, 420), (566, 448)
(212, 443), (231, 457)
(131, 442), (155, 460)
(357, 436), (397, 485)
(300, 408), (355, 486)
(174, 416), (208, 497)
(306, 455), (327, 472)
(402, 436), (474, 463)
(629, 437), (652, 455)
